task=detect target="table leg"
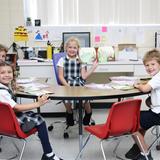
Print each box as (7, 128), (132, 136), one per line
(35, 98), (41, 114)
(78, 100), (83, 157)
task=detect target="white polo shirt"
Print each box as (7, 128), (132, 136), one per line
(148, 71), (160, 114)
(0, 83), (17, 108)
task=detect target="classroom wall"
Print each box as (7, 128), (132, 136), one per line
(0, 0), (160, 59)
(0, 0), (25, 46)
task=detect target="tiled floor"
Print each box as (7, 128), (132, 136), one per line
(0, 108), (160, 160)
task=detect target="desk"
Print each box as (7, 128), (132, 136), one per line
(16, 85), (147, 156)
(17, 60), (148, 85)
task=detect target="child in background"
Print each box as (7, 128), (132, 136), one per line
(57, 37), (98, 126)
(0, 61), (63, 160)
(125, 49), (160, 160)
(0, 44), (7, 62)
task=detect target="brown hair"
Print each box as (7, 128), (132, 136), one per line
(143, 49), (160, 65)
(0, 61), (16, 91)
(0, 44), (8, 53)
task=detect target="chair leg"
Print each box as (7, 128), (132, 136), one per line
(18, 139), (26, 160)
(148, 133), (160, 151)
(75, 134), (91, 160)
(0, 136), (21, 160)
(135, 135), (149, 160)
(9, 138), (26, 160)
(100, 140), (107, 160)
(155, 126), (160, 150)
(11, 138), (26, 160)
(0, 136), (3, 152)
(113, 138), (124, 159)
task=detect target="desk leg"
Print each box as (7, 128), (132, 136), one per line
(78, 100), (83, 156)
(34, 98), (41, 114)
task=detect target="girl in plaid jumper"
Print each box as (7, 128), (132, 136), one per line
(57, 37), (98, 126)
(0, 61), (63, 160)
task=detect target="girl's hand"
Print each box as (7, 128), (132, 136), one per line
(37, 94), (49, 106)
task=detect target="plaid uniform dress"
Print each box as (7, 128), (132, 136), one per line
(63, 56), (86, 103)
(0, 87), (44, 131)
(63, 56), (85, 86)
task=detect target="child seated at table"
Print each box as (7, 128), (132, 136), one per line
(0, 61), (63, 160)
(57, 37), (98, 126)
(125, 49), (160, 160)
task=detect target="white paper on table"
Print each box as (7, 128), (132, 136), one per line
(24, 89), (54, 96)
(85, 83), (112, 90)
(18, 82), (49, 89)
(110, 76), (139, 86)
(17, 78), (36, 84)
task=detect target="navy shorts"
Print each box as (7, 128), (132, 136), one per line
(140, 109), (160, 130)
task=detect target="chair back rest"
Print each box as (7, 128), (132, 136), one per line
(52, 52), (66, 85)
(0, 102), (34, 138)
(105, 99), (141, 137)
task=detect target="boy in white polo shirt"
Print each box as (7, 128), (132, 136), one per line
(125, 49), (160, 160)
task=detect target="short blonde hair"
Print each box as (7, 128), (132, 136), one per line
(64, 37), (80, 51)
(143, 49), (160, 65)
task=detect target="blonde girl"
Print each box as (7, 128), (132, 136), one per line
(57, 37), (98, 126)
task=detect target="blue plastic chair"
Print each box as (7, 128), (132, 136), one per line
(48, 52), (72, 138)
(52, 52), (66, 85)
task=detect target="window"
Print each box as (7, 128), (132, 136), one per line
(23, 0), (160, 25)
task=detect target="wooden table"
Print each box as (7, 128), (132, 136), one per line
(16, 85), (148, 157)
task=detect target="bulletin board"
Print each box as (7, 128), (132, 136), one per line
(26, 25), (160, 48)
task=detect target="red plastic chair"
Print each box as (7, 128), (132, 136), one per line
(0, 101), (37, 160)
(75, 99), (142, 160)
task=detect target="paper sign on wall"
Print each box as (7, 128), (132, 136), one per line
(95, 35), (101, 42)
(101, 26), (107, 32)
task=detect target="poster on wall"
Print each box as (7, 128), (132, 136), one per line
(34, 29), (49, 41)
(33, 27), (64, 41)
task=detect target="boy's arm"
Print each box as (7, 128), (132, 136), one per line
(134, 82), (152, 93)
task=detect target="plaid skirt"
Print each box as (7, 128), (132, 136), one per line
(16, 111), (44, 127)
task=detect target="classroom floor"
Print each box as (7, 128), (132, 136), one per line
(0, 106), (160, 160)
